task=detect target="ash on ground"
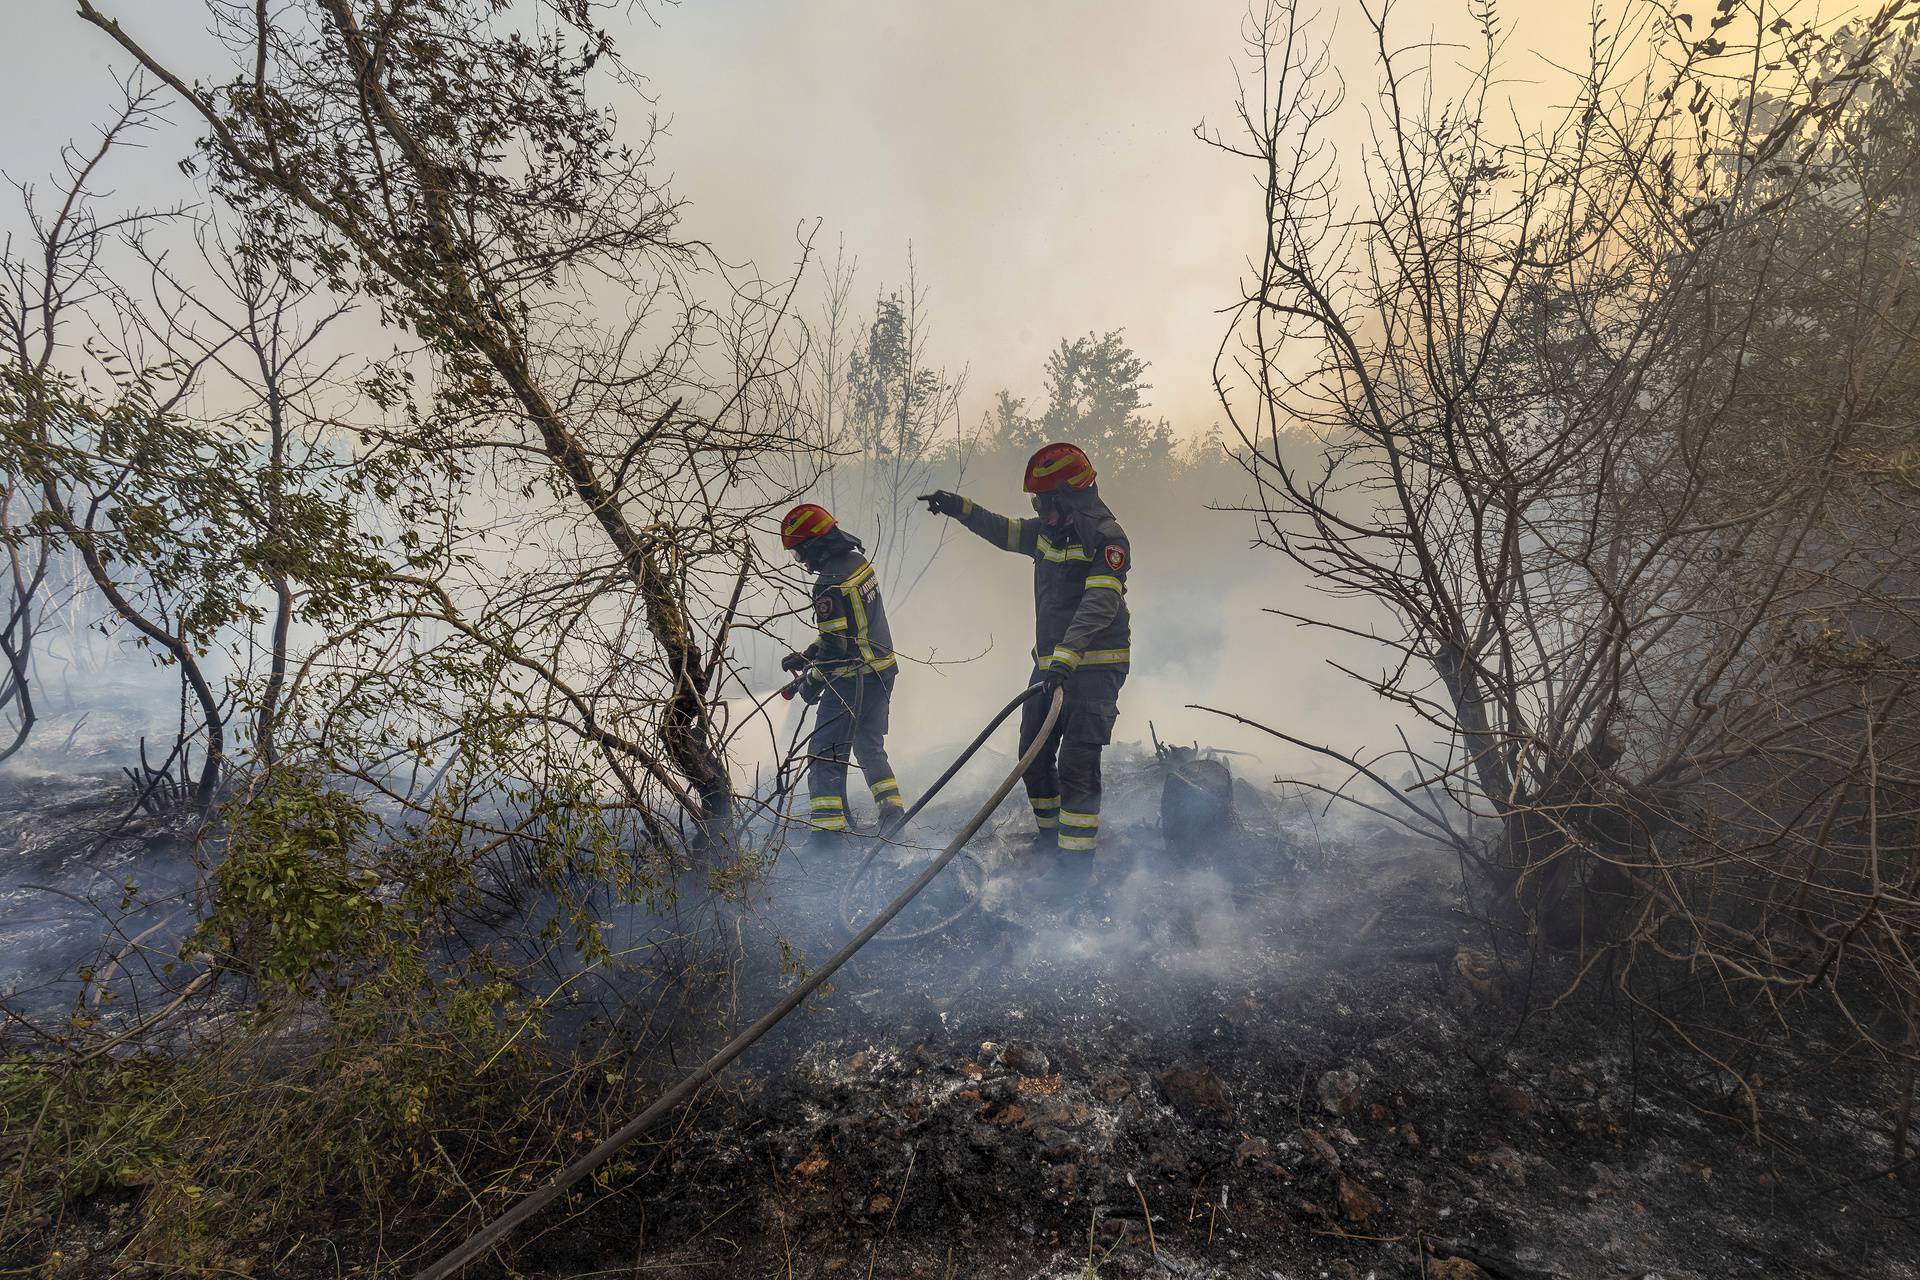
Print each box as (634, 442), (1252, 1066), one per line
(498, 745), (1918, 1280)
(6, 744), (1911, 1278)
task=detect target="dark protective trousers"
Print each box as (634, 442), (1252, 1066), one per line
(1019, 666), (1125, 853)
(805, 670), (901, 830)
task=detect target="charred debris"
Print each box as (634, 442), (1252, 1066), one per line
(4, 1), (1920, 1278)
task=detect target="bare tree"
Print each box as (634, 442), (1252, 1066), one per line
(78, 0), (817, 853)
(801, 249), (968, 600)
(1206, 0), (1920, 1122)
(0, 84), (243, 801)
(113, 215), (372, 771)
(0, 86), (173, 764)
(2, 86), (411, 812)
(0, 475), (48, 762)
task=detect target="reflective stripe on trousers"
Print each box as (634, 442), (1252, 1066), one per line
(803, 793), (849, 831)
(1029, 794), (1060, 829)
(1057, 808), (1099, 851)
(807, 671), (898, 829)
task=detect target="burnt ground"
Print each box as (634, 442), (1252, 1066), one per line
(9, 758), (1919, 1279)
(0, 769), (204, 1026)
(461, 766), (1920, 1280)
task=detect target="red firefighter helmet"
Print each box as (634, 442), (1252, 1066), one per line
(1022, 442), (1097, 494)
(780, 503), (837, 550)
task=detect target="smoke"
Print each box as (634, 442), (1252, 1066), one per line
(992, 858), (1248, 973)
(762, 454), (1418, 836)
(626, 1), (1600, 441)
(0, 0), (1453, 1050)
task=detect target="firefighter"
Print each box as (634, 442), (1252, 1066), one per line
(919, 442), (1129, 877)
(779, 503), (907, 845)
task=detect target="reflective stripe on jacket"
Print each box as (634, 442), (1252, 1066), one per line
(953, 493), (1131, 672)
(804, 549), (898, 679)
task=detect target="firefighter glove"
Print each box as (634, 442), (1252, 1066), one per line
(780, 651), (809, 675)
(918, 490), (965, 517)
(1036, 663), (1070, 694)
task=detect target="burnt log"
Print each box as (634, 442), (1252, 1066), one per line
(1160, 744), (1235, 851)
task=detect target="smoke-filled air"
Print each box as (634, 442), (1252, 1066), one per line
(4, 2), (1919, 1277)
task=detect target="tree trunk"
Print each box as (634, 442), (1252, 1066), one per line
(79, 0), (739, 851)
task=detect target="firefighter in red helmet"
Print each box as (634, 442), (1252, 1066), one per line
(920, 443), (1129, 880)
(779, 503), (907, 845)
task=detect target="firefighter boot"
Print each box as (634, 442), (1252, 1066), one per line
(1038, 851), (1095, 906)
(802, 825), (852, 854)
(1020, 830), (1059, 859)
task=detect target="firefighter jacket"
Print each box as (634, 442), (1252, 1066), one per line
(954, 492), (1130, 674)
(801, 539), (897, 683)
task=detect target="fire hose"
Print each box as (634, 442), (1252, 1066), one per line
(412, 682), (1063, 1280)
(780, 671), (1000, 943)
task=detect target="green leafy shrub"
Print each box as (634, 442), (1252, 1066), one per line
(0, 1055), (198, 1203)
(194, 773), (382, 995)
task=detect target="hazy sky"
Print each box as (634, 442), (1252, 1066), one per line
(4, 1), (1608, 784)
(632, 0), (1596, 433)
(8, 0), (1597, 437)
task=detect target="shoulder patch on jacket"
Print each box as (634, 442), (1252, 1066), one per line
(1104, 543), (1128, 572)
(814, 594), (837, 621)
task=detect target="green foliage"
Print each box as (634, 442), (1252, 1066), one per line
(0, 362), (386, 657)
(0, 1055), (198, 1203)
(985, 387), (1037, 453)
(984, 330), (1178, 475)
(0, 3), (805, 1264)
(195, 774), (383, 995)
(1040, 330), (1175, 474)
(847, 292), (955, 462)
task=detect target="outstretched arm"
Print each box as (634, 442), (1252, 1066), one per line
(921, 491), (1038, 556)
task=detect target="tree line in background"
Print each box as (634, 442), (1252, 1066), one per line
(2, 0), (1918, 1270)
(790, 242), (1224, 598)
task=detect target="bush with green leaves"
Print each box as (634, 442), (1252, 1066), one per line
(193, 773), (385, 997)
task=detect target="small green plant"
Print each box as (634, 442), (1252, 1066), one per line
(195, 773), (382, 996)
(0, 1054), (197, 1202)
